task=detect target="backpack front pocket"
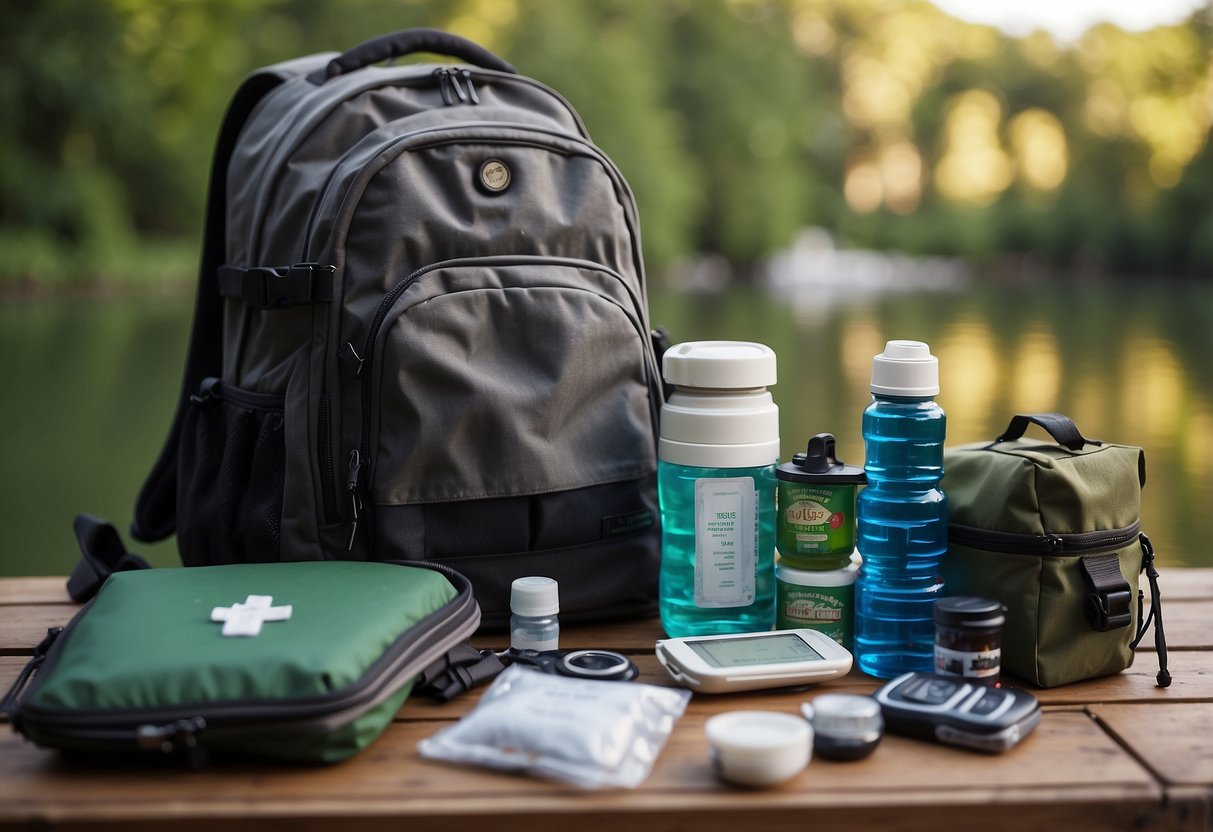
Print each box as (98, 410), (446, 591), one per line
(343, 256), (659, 615)
(178, 378), (286, 565)
(360, 256), (656, 500)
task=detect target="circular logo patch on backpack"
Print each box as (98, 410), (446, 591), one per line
(478, 159), (511, 193)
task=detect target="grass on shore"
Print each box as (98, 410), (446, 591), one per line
(0, 231), (197, 296)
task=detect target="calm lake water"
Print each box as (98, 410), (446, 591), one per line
(1, 277), (1210, 575)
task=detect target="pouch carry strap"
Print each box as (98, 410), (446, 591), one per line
(67, 514), (151, 602)
(1129, 534), (1171, 688)
(1079, 553), (1132, 632)
(996, 413), (1100, 451)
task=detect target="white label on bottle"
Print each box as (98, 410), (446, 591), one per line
(934, 645), (1001, 678)
(693, 477), (757, 608)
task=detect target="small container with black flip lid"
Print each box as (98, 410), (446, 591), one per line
(776, 434), (866, 570)
(933, 597), (1007, 686)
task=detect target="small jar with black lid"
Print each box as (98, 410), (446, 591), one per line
(933, 597), (1006, 686)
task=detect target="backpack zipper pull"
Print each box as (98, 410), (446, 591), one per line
(345, 449), (364, 550)
(458, 68), (479, 104)
(433, 68), (455, 106)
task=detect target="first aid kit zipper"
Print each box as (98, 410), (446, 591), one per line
(7, 562), (479, 759)
(947, 520), (1142, 555)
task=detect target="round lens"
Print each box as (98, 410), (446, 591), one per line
(561, 650), (630, 677)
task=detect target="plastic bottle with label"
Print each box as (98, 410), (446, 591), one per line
(657, 341), (779, 638)
(854, 340), (947, 678)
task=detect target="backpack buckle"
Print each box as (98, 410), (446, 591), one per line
(218, 263), (335, 309)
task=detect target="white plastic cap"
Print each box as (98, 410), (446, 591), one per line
(663, 341), (777, 390)
(870, 340), (939, 397)
(510, 576), (559, 617)
(659, 341), (780, 468)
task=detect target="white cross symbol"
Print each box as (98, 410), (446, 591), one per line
(210, 595), (293, 637)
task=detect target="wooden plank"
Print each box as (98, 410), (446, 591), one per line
(1, 598), (1207, 656)
(1026, 650), (1213, 706)
(5, 648), (1211, 730)
(0, 800), (1194, 832)
(1158, 569), (1213, 601)
(1090, 703), (1213, 787)
(2, 631), (1210, 724)
(1139, 599), (1213, 651)
(0, 605), (75, 655)
(0, 573), (1206, 654)
(0, 577), (71, 606)
(0, 711), (1162, 832)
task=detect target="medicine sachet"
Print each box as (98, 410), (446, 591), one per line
(418, 665), (690, 788)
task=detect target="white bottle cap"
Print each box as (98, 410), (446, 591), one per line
(870, 340), (939, 397)
(659, 341), (780, 468)
(510, 576), (559, 617)
(663, 341), (778, 389)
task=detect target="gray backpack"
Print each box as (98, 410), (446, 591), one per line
(132, 29), (664, 626)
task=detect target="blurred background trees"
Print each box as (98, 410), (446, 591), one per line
(1, 0), (1210, 285)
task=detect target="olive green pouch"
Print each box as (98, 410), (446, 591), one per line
(942, 414), (1169, 689)
(4, 560), (483, 763)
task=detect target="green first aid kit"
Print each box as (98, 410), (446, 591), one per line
(942, 414), (1170, 689)
(4, 560), (484, 764)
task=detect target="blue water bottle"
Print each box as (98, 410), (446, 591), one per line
(854, 340), (947, 678)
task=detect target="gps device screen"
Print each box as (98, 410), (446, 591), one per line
(687, 633), (824, 668)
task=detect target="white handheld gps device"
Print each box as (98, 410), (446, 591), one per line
(655, 629), (853, 693)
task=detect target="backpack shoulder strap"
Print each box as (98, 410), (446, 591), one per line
(131, 67), (292, 543)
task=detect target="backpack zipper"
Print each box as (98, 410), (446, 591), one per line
(947, 520), (1142, 554)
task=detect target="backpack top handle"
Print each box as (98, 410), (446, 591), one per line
(311, 27), (517, 84)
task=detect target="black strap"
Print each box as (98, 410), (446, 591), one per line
(67, 514), (151, 602)
(415, 644), (505, 701)
(131, 69), (288, 543)
(1079, 553), (1133, 632)
(995, 413), (1099, 451)
(310, 28), (516, 84)
(1129, 534), (1171, 688)
(217, 263), (335, 309)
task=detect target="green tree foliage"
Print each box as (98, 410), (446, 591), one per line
(0, 0), (1209, 284)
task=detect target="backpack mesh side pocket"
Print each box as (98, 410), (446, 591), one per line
(177, 378), (285, 564)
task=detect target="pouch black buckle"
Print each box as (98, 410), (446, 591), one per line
(1084, 587), (1132, 631)
(1080, 553), (1133, 631)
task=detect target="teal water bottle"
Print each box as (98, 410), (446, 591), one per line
(854, 340), (947, 678)
(658, 341), (779, 637)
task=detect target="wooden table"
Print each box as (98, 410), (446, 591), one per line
(1, 571), (1210, 831)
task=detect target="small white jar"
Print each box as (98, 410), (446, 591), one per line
(704, 710), (812, 787)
